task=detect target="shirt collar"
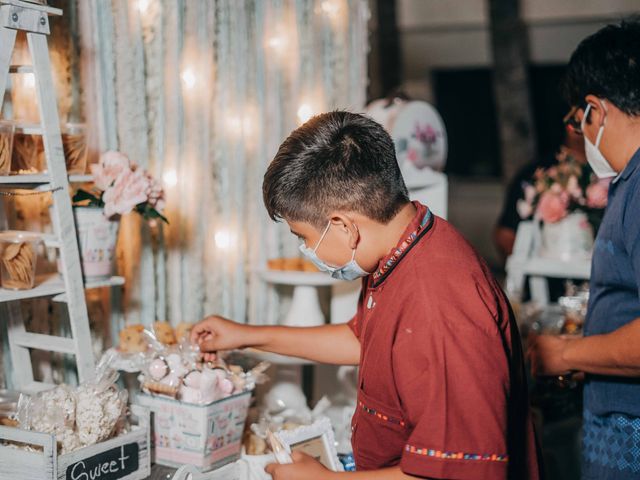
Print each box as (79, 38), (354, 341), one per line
(371, 201), (433, 287)
(614, 147), (640, 184)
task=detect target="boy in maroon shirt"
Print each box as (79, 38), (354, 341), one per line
(192, 112), (541, 479)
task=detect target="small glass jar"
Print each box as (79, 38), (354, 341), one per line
(62, 123), (88, 174)
(0, 121), (15, 175)
(11, 132), (44, 173)
(0, 231), (43, 290)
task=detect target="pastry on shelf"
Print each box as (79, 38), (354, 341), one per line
(175, 322), (194, 342)
(267, 257), (318, 272)
(1, 241), (36, 290)
(118, 324), (147, 353)
(153, 321), (177, 345)
(0, 121), (13, 175)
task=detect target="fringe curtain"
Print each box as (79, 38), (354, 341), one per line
(77, 0), (370, 333)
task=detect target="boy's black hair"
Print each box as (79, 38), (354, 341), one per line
(263, 111), (410, 229)
(562, 17), (640, 115)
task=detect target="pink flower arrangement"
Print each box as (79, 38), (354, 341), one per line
(74, 151), (168, 224)
(536, 191), (570, 223)
(518, 147), (609, 227)
(91, 151), (131, 191)
(586, 179), (611, 209)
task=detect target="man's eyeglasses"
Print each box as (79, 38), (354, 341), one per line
(563, 105), (585, 135)
(562, 103), (589, 135)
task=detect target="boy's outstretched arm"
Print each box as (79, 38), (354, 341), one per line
(191, 316), (360, 365)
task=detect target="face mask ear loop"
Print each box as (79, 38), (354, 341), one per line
(313, 222), (332, 253)
(595, 100), (607, 148)
(350, 222), (360, 260)
(581, 104), (591, 131)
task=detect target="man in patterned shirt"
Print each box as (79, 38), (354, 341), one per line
(529, 18), (640, 480)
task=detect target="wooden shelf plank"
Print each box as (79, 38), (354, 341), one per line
(10, 331), (75, 354)
(0, 274), (125, 303)
(0, 0), (62, 16)
(13, 122), (42, 135)
(0, 274), (64, 302)
(0, 173), (93, 189)
(86, 275), (125, 289)
(52, 276), (125, 302)
(9, 65), (33, 74)
(18, 381), (55, 395)
(0, 173), (48, 185)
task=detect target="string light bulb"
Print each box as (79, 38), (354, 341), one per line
(24, 73), (35, 89)
(163, 169), (178, 187)
(137, 0), (152, 14)
(297, 103), (314, 124)
(214, 229), (233, 250)
(320, 0), (341, 17)
(267, 35), (286, 51)
(226, 116), (242, 137)
(181, 68), (196, 90)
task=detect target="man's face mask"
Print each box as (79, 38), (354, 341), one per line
(299, 221), (370, 281)
(581, 101), (617, 179)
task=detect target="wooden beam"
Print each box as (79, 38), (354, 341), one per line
(488, 0), (537, 183)
(375, 0), (401, 97)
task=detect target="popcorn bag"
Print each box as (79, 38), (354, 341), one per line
(16, 356), (129, 454)
(0, 357), (151, 480)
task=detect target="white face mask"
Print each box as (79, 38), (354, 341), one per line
(299, 221), (370, 281)
(581, 102), (617, 179)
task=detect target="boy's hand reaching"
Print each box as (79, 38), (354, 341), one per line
(191, 315), (250, 361)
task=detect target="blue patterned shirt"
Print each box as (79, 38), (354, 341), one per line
(584, 147), (640, 417)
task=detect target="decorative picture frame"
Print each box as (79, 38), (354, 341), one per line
(275, 417), (344, 472)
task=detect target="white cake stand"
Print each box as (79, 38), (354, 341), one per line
(259, 270), (340, 327)
(252, 270), (342, 411)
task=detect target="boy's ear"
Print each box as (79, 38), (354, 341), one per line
(329, 212), (360, 249)
(584, 94), (607, 126)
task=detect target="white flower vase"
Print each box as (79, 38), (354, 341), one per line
(71, 207), (119, 280)
(539, 212), (594, 261)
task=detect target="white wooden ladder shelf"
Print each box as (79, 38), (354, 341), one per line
(0, 0), (102, 392)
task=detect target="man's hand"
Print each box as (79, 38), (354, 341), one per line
(191, 315), (252, 361)
(528, 334), (576, 376)
(265, 452), (334, 480)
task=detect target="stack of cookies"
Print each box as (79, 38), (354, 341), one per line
(267, 257), (318, 272)
(0, 236), (39, 290)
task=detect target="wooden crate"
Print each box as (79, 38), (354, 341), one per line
(0, 404), (150, 480)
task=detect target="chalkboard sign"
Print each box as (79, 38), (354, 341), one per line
(66, 443), (139, 480)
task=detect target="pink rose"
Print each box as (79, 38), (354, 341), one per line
(91, 151), (131, 190)
(536, 191), (569, 223)
(144, 172), (166, 212)
(103, 169), (150, 218)
(586, 178), (611, 209)
(566, 175), (583, 200)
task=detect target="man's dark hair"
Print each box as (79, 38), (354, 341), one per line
(263, 111), (410, 228)
(562, 18), (640, 115)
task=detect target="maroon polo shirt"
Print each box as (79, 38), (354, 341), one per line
(348, 202), (541, 479)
